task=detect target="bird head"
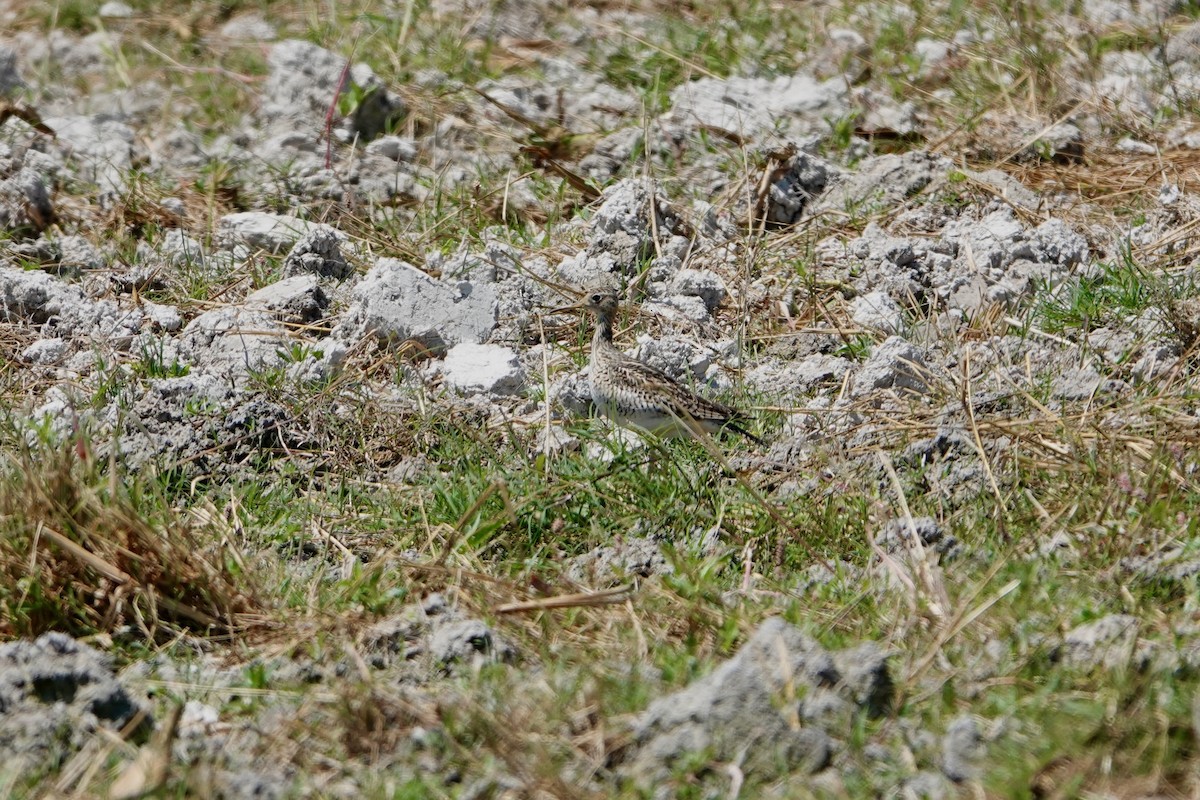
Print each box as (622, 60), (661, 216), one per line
(548, 286), (620, 318)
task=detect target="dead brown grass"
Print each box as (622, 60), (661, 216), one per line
(0, 446), (270, 641)
(998, 147), (1200, 210)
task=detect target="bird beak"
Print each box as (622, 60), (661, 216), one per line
(545, 300), (583, 315)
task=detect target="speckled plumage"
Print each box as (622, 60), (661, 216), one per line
(571, 288), (761, 443)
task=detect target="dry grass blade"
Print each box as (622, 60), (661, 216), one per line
(108, 702), (183, 799)
(494, 585), (634, 614)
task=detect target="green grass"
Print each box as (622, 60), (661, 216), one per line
(3, 0), (1200, 795)
(1036, 249), (1160, 336)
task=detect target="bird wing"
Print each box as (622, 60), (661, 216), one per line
(607, 355), (745, 423)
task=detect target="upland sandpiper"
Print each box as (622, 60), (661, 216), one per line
(555, 288), (762, 444)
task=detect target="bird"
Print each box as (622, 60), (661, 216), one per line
(553, 287), (762, 444)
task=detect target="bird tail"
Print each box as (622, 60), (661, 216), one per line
(725, 420), (764, 446)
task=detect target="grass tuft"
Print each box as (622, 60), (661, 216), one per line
(0, 442), (269, 641)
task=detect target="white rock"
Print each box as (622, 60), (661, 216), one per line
(142, 301), (182, 332)
(98, 1), (134, 17)
(21, 338), (67, 365)
(914, 38), (952, 67)
(366, 135), (419, 162)
(342, 258), (497, 352)
(536, 424), (579, 456)
(216, 212), (333, 254)
(42, 115), (135, 193)
(217, 13), (276, 41)
(0, 45), (25, 96)
(669, 268), (727, 312)
(667, 74), (848, 143)
(1116, 137), (1156, 155)
(442, 343), (525, 395)
(244, 274), (328, 324)
(851, 336), (929, 397)
(850, 290), (904, 334)
(179, 307), (290, 382)
(585, 427), (647, 462)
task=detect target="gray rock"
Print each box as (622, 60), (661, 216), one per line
(0, 266), (142, 341)
(98, 1), (134, 17)
(156, 228), (207, 269)
(535, 424), (579, 457)
(244, 275), (328, 325)
(217, 212), (330, 255)
(746, 355), (852, 399)
(260, 39), (350, 124)
(141, 300), (183, 332)
(579, 128), (653, 182)
(646, 294), (709, 322)
(556, 248), (622, 288)
(623, 618), (889, 785)
(124, 385), (290, 475)
(962, 168), (1041, 211)
(1122, 547), (1200, 584)
(940, 715), (983, 782)
(430, 619), (514, 669)
(1166, 19), (1200, 64)
(1050, 367), (1103, 401)
(915, 38), (954, 69)
(850, 290), (904, 334)
(0, 633), (149, 775)
(587, 178), (682, 265)
(1055, 614), (1140, 670)
(668, 268), (726, 312)
(281, 226), (353, 280)
(630, 335), (714, 384)
(567, 537), (671, 586)
(213, 771), (284, 800)
(7, 30), (108, 79)
(1116, 137), (1156, 155)
(56, 235), (103, 272)
(666, 74), (848, 143)
(179, 307), (291, 381)
(20, 338), (66, 364)
(1032, 219), (1088, 266)
(851, 336), (930, 397)
(550, 370), (592, 416)
(159, 196), (186, 218)
(901, 770), (957, 799)
(0, 45), (24, 96)
(261, 40), (405, 141)
(441, 343), (525, 395)
(43, 115), (136, 194)
(585, 427), (649, 462)
(217, 13), (277, 41)
(762, 150), (834, 226)
(362, 611), (428, 661)
(831, 642), (894, 718)
(1085, 0), (1175, 26)
(365, 135), (419, 162)
(1027, 122), (1084, 163)
(813, 151), (947, 216)
(959, 208), (1028, 270)
(0, 167), (54, 235)
(340, 257), (497, 352)
(876, 516), (961, 561)
(855, 87), (917, 136)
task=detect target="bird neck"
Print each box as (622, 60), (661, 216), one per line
(591, 311), (616, 353)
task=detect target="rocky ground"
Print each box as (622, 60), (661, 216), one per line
(2, 0), (1200, 797)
